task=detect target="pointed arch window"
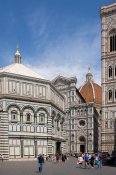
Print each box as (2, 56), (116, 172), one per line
(115, 89), (116, 99)
(109, 29), (116, 52)
(71, 133), (74, 142)
(114, 65), (116, 76)
(109, 66), (112, 78)
(110, 35), (113, 52)
(109, 90), (113, 101)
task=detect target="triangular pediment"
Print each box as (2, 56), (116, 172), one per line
(52, 75), (77, 86)
(53, 78), (70, 86)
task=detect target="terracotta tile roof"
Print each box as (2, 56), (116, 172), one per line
(79, 82), (102, 105)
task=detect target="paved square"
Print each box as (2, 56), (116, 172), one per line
(0, 157), (116, 175)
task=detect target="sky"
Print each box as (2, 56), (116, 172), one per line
(0, 0), (115, 87)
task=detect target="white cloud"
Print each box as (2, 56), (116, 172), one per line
(25, 10), (101, 87)
(27, 35), (100, 87)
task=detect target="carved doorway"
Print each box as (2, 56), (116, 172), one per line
(79, 136), (86, 153)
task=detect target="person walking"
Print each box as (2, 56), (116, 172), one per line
(56, 154), (59, 163)
(77, 154), (84, 168)
(37, 154), (44, 173)
(0, 154), (3, 164)
(62, 154), (65, 163)
(84, 153), (90, 169)
(90, 154), (94, 168)
(94, 154), (99, 168)
(98, 155), (102, 168)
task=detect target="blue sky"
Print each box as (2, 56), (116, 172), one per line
(0, 0), (114, 86)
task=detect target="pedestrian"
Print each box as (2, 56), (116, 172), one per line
(77, 154), (84, 168)
(62, 154), (65, 162)
(90, 154), (94, 168)
(56, 154), (59, 163)
(94, 154), (99, 168)
(98, 155), (102, 168)
(84, 153), (90, 169)
(37, 154), (44, 173)
(0, 154), (3, 163)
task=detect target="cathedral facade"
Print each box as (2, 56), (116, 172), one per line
(100, 3), (116, 154)
(0, 48), (66, 159)
(52, 68), (101, 154)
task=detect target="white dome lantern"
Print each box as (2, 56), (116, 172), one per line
(14, 44), (21, 64)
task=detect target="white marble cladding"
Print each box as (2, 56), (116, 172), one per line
(6, 101), (64, 134)
(0, 98), (65, 159)
(101, 3), (116, 153)
(0, 76), (64, 110)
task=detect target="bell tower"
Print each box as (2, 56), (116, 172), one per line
(100, 3), (116, 154)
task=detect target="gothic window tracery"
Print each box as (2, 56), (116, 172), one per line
(109, 29), (116, 52)
(71, 133), (74, 141)
(71, 119), (74, 129)
(109, 66), (113, 78)
(108, 89), (113, 101)
(115, 89), (116, 99)
(115, 65), (116, 77)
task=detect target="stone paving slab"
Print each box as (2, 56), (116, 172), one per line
(0, 157), (116, 175)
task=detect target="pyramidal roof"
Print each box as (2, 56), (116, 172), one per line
(0, 46), (45, 80)
(0, 63), (45, 79)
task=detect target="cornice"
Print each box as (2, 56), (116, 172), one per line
(0, 72), (64, 99)
(101, 52), (116, 60)
(100, 3), (116, 17)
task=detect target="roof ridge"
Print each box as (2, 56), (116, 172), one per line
(90, 82), (95, 101)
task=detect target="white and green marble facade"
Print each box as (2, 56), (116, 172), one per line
(52, 76), (99, 154)
(0, 55), (66, 159)
(100, 3), (116, 154)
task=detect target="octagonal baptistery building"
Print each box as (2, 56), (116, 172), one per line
(0, 47), (66, 160)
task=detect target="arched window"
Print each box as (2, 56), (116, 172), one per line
(57, 120), (59, 127)
(109, 90), (113, 101)
(109, 29), (116, 52)
(109, 66), (112, 78)
(51, 111), (56, 126)
(11, 110), (17, 122)
(115, 89), (116, 99)
(115, 65), (116, 77)
(71, 134), (74, 141)
(26, 113), (31, 122)
(39, 113), (45, 124)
